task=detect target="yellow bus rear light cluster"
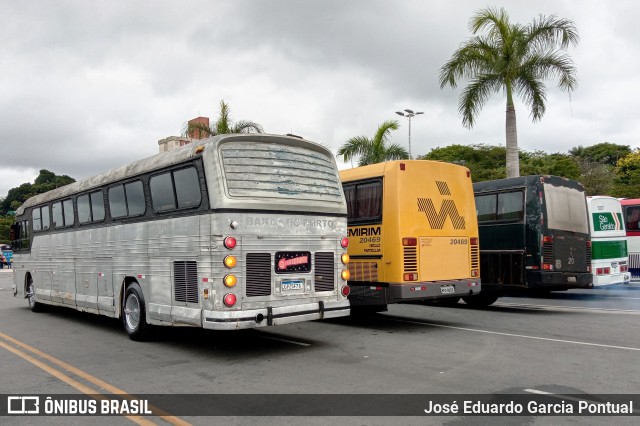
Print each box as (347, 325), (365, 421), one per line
(341, 269), (350, 280)
(471, 269), (479, 277)
(224, 274), (237, 287)
(402, 237), (417, 246)
(224, 255), (237, 268)
(403, 273), (418, 281)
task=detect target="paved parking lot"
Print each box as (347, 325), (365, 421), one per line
(1, 270), (639, 425)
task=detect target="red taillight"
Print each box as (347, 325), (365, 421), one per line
(586, 240), (592, 247)
(542, 263), (554, 271)
(341, 237), (349, 248)
(403, 273), (418, 281)
(223, 293), (237, 307)
(400, 163), (405, 171)
(224, 236), (237, 249)
(470, 237), (479, 245)
(402, 237), (417, 246)
(341, 285), (350, 297)
(466, 170), (471, 178)
(621, 265), (628, 272)
(542, 235), (553, 243)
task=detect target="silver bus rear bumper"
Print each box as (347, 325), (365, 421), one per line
(202, 300), (350, 330)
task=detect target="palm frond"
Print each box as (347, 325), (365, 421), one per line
(373, 120), (400, 145)
(439, 36), (500, 88)
(470, 7), (511, 43)
(526, 14), (579, 51)
(383, 144), (410, 161)
(337, 136), (372, 163)
(459, 74), (502, 128)
(513, 70), (547, 121)
(231, 120), (264, 133)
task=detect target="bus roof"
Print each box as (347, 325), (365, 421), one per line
(17, 133), (336, 215)
(620, 198), (640, 206)
(339, 160), (470, 182)
(473, 175), (584, 193)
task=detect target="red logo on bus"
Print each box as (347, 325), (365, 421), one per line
(278, 255), (309, 270)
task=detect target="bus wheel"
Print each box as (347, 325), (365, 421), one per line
(462, 294), (498, 307)
(122, 283), (150, 341)
(26, 279), (43, 312)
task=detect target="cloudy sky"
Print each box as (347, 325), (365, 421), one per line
(1, 0), (639, 197)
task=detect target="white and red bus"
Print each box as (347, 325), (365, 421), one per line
(621, 198), (640, 282)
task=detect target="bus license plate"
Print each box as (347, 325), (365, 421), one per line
(282, 280), (303, 292)
(440, 285), (455, 294)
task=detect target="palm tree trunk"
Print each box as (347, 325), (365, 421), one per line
(505, 105), (520, 178)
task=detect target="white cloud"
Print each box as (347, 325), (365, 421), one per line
(1, 0), (639, 197)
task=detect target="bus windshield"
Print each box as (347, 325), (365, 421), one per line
(544, 183), (588, 233)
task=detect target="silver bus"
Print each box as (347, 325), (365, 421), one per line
(10, 134), (351, 340)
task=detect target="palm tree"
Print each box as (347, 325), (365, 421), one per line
(439, 7), (579, 178)
(337, 120), (409, 166)
(183, 99), (263, 137)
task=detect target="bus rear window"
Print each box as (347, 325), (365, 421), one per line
(221, 142), (343, 203)
(544, 183), (588, 233)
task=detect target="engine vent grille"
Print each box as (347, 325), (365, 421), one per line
(174, 261), (199, 303)
(246, 253), (272, 297)
(403, 246), (418, 273)
(314, 252), (335, 292)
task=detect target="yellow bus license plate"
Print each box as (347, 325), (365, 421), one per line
(440, 285), (455, 294)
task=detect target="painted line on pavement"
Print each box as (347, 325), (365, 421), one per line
(384, 318), (640, 352)
(0, 331), (190, 426)
(493, 301), (640, 314)
(0, 337), (155, 425)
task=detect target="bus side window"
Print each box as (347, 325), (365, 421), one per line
(497, 191), (524, 221)
(625, 206), (640, 230)
(355, 181), (382, 222)
(475, 194), (497, 222)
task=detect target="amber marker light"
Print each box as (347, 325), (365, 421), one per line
(224, 255), (237, 268)
(341, 269), (350, 280)
(224, 274), (237, 287)
(341, 253), (350, 264)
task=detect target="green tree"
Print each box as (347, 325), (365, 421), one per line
(439, 7), (579, 178)
(611, 150), (640, 198)
(575, 159), (614, 196)
(184, 100), (263, 138)
(570, 142), (631, 166)
(0, 170), (75, 215)
(337, 120), (408, 166)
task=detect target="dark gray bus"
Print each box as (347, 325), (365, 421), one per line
(468, 175), (592, 306)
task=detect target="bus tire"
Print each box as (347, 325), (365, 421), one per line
(462, 294), (499, 307)
(26, 279), (43, 313)
(122, 283), (151, 341)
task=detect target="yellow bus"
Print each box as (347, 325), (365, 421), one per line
(340, 160), (481, 309)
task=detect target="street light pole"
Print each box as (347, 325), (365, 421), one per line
(395, 109), (423, 159)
